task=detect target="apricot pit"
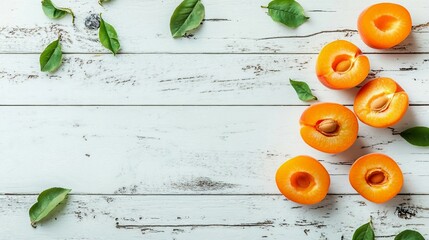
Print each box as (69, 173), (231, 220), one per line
(300, 103), (358, 153)
(354, 77), (408, 128)
(316, 119), (339, 136)
(316, 40), (370, 89)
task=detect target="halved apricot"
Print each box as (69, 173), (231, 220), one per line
(300, 102), (359, 154)
(358, 3), (412, 49)
(349, 153), (403, 203)
(354, 77), (408, 128)
(316, 40), (370, 89)
(276, 155), (330, 205)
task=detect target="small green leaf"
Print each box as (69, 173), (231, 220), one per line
(170, 0), (205, 38)
(98, 0), (111, 6)
(262, 0), (309, 28)
(41, 0), (75, 24)
(289, 79), (317, 101)
(29, 187), (71, 227)
(352, 221), (375, 240)
(40, 37), (63, 73)
(99, 14), (121, 55)
(395, 230), (425, 240)
(400, 127), (429, 146)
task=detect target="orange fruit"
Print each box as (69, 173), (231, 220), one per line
(354, 77), (408, 128)
(358, 3), (412, 49)
(349, 153), (403, 203)
(316, 40), (370, 89)
(300, 102), (359, 153)
(276, 155), (330, 205)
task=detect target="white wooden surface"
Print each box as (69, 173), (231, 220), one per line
(1, 0), (428, 239)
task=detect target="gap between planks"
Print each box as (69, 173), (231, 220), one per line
(2, 52), (429, 55)
(0, 104), (428, 107)
(3, 193), (429, 196)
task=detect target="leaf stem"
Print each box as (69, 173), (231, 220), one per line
(261, 5), (268, 8)
(70, 10), (75, 25)
(59, 7), (75, 25)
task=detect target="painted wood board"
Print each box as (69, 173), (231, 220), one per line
(0, 106), (427, 194)
(0, 54), (427, 105)
(1, 0), (428, 54)
(1, 0), (429, 238)
(1, 195), (428, 239)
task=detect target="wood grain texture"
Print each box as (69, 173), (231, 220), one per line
(0, 54), (427, 105)
(1, 195), (428, 239)
(1, 0), (428, 54)
(2, 0), (429, 238)
(0, 106), (428, 194)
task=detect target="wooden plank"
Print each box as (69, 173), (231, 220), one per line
(1, 0), (428, 54)
(0, 54), (427, 105)
(0, 106), (428, 194)
(1, 195), (428, 239)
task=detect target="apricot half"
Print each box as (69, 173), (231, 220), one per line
(276, 155), (330, 205)
(358, 3), (412, 49)
(354, 77), (408, 128)
(349, 153), (403, 203)
(316, 40), (370, 89)
(300, 102), (359, 154)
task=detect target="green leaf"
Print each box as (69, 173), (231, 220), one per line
(289, 79), (317, 101)
(29, 187), (71, 227)
(41, 0), (75, 24)
(400, 127), (429, 146)
(99, 14), (121, 55)
(395, 230), (425, 240)
(40, 37), (63, 73)
(262, 0), (309, 28)
(352, 222), (375, 240)
(170, 0), (205, 38)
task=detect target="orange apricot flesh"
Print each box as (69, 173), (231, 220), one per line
(354, 77), (408, 128)
(349, 153), (403, 203)
(276, 155), (330, 205)
(358, 3), (412, 49)
(316, 40), (370, 89)
(300, 102), (359, 154)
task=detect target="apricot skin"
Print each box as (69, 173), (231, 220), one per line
(300, 102), (359, 154)
(358, 3), (412, 49)
(316, 40), (370, 90)
(349, 153), (403, 203)
(354, 77), (408, 128)
(276, 155), (330, 205)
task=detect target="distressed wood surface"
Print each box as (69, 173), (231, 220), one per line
(0, 106), (428, 194)
(1, 0), (428, 54)
(1, 195), (428, 239)
(2, 0), (429, 238)
(0, 54), (428, 105)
